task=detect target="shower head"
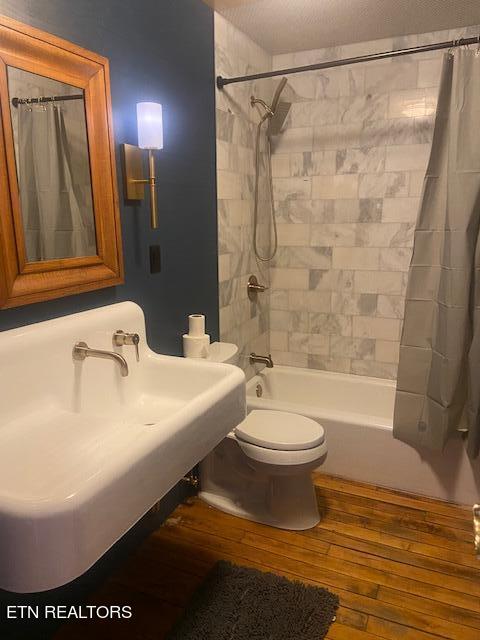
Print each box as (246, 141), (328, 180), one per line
(250, 77), (291, 135)
(267, 100), (291, 136)
(268, 77), (291, 136)
(270, 77), (288, 113)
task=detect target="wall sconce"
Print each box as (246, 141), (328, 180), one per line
(122, 102), (163, 229)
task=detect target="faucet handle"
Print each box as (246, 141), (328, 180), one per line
(132, 333), (140, 362)
(113, 330), (140, 362)
(247, 275), (269, 301)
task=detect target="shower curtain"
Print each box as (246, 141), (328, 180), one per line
(18, 102), (96, 262)
(394, 49), (480, 458)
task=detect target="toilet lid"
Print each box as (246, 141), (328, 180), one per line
(235, 410), (325, 451)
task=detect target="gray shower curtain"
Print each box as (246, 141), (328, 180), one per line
(18, 102), (96, 262)
(394, 49), (480, 458)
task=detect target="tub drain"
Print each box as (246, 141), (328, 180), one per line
(256, 383), (263, 398)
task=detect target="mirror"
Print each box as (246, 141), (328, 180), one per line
(0, 15), (124, 309)
(7, 67), (96, 262)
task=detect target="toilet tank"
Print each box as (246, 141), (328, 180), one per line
(208, 342), (239, 365)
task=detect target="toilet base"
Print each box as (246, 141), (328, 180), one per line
(199, 436), (321, 531)
(199, 472), (320, 531)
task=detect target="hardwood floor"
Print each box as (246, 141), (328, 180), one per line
(55, 474), (477, 640)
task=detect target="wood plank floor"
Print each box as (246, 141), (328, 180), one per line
(55, 474), (477, 640)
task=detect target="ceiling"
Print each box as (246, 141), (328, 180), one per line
(203, 0), (480, 54)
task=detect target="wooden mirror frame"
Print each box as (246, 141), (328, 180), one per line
(0, 15), (123, 309)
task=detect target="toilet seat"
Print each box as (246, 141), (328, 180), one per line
(236, 437), (328, 467)
(235, 410), (324, 451)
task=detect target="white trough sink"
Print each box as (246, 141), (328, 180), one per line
(0, 302), (245, 592)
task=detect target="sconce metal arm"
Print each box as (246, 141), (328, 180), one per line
(123, 145), (158, 229)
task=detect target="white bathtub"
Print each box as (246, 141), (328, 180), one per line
(246, 365), (480, 505)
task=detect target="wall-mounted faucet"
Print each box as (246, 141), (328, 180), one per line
(250, 353), (274, 368)
(73, 341), (129, 377)
(113, 330), (140, 361)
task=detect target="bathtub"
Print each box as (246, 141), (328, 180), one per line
(246, 365), (480, 505)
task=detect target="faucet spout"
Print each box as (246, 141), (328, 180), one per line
(249, 353), (274, 368)
(73, 341), (129, 377)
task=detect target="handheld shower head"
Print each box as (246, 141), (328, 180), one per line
(251, 77), (291, 262)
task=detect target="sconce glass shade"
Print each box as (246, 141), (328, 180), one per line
(136, 102), (163, 150)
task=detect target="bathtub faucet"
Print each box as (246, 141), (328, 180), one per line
(250, 353), (274, 368)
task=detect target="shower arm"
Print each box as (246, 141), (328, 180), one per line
(250, 96), (274, 119)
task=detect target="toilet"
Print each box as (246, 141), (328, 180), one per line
(199, 343), (327, 530)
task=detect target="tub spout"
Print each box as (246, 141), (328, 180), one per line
(250, 353), (274, 368)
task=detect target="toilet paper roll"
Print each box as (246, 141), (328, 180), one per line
(188, 314), (205, 337)
(183, 334), (210, 358)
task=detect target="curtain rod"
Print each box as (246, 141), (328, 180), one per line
(217, 35), (480, 89)
(11, 94), (84, 108)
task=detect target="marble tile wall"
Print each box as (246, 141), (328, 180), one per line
(268, 24), (480, 379)
(215, 13), (274, 378)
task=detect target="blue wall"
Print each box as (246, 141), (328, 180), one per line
(0, 0), (217, 628)
(0, 0), (219, 352)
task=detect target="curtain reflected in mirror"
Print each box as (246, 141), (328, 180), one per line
(7, 66), (97, 262)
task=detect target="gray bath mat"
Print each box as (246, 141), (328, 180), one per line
(166, 560), (339, 640)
